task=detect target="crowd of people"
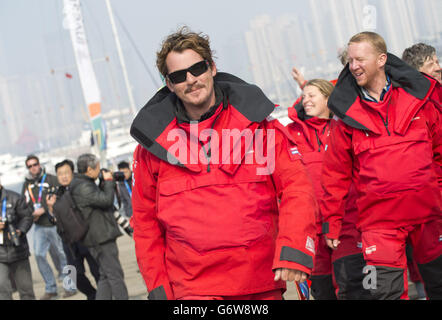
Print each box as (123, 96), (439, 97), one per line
(0, 154), (133, 299)
(129, 27), (441, 301)
(0, 26), (441, 301)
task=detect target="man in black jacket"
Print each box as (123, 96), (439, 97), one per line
(21, 154), (69, 300)
(70, 153), (128, 300)
(0, 178), (35, 300)
(116, 161), (132, 218)
(46, 159), (100, 300)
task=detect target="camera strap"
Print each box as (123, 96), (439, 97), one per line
(28, 174), (47, 207)
(0, 198), (6, 244)
(1, 198), (6, 221)
(124, 180), (132, 198)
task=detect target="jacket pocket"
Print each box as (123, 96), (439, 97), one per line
(361, 229), (405, 267)
(353, 128), (434, 195)
(157, 169), (275, 254)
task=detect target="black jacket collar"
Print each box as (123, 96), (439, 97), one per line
(130, 72), (275, 165)
(328, 53), (432, 131)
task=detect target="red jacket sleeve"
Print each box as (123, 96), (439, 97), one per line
(132, 145), (174, 300)
(320, 119), (354, 240)
(422, 95), (442, 189)
(266, 119), (318, 275)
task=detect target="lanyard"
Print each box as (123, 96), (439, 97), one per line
(1, 198), (6, 221)
(28, 174), (47, 205)
(124, 180), (132, 198)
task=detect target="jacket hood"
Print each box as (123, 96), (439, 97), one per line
(328, 53), (435, 132)
(130, 72), (275, 166)
(288, 101), (331, 151)
(289, 98), (311, 122)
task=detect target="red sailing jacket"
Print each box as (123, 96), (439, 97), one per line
(286, 103), (359, 235)
(321, 54), (442, 239)
(130, 73), (317, 300)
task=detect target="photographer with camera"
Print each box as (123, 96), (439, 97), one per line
(46, 159), (100, 300)
(115, 161), (133, 219)
(99, 168), (133, 238)
(21, 154), (68, 300)
(0, 177), (35, 300)
(69, 153), (128, 300)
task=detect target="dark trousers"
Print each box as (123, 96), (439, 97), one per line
(0, 259), (35, 300)
(333, 253), (371, 300)
(63, 241), (100, 300)
(88, 239), (128, 300)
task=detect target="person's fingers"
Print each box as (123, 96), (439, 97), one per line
(326, 238), (334, 249)
(287, 270), (296, 282)
(274, 269), (281, 281)
(281, 268), (289, 281)
(301, 273), (308, 282)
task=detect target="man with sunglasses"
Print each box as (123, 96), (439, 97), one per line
(130, 27), (317, 300)
(21, 155), (70, 300)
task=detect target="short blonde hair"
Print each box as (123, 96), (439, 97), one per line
(304, 79), (335, 99)
(349, 32), (387, 55)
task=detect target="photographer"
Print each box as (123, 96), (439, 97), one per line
(0, 178), (35, 300)
(69, 153), (128, 300)
(21, 154), (68, 300)
(115, 161), (133, 218)
(46, 159), (100, 300)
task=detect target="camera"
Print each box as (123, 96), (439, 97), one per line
(112, 171), (126, 182)
(47, 186), (60, 196)
(113, 211), (133, 237)
(98, 169), (126, 182)
(5, 212), (20, 247)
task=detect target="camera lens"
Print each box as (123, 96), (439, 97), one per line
(113, 171), (126, 182)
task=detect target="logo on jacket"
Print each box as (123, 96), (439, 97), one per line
(365, 245), (377, 255)
(305, 236), (315, 254)
(439, 235), (442, 242)
(290, 147), (301, 156)
(357, 242), (362, 248)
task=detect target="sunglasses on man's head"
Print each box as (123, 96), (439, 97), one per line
(166, 60), (209, 84)
(27, 163), (39, 169)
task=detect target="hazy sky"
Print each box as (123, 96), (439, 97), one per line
(0, 0), (309, 92)
(0, 0), (440, 156)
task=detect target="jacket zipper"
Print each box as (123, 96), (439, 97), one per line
(315, 129), (322, 152)
(377, 100), (391, 136)
(199, 94), (228, 173)
(314, 123), (329, 152)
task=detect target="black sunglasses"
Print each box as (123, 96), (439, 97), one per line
(27, 162), (39, 169)
(166, 60), (209, 84)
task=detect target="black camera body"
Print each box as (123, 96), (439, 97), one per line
(112, 171), (126, 182)
(98, 169), (126, 182)
(47, 186), (60, 196)
(5, 212), (21, 247)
